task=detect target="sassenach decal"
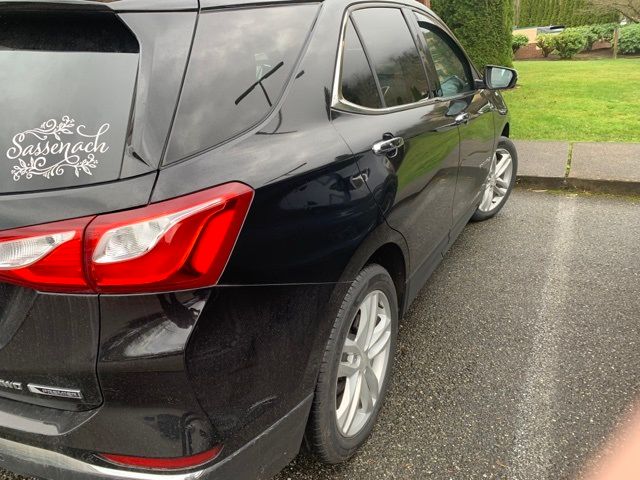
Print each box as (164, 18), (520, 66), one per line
(7, 116), (110, 181)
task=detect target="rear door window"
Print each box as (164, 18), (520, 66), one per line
(351, 8), (429, 108)
(165, 5), (318, 163)
(414, 13), (473, 98)
(340, 19), (383, 109)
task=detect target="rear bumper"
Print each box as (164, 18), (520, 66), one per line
(0, 282), (339, 478)
(0, 395), (312, 480)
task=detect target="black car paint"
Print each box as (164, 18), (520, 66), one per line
(0, 0), (510, 478)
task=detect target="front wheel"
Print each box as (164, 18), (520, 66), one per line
(306, 264), (398, 464)
(471, 136), (518, 222)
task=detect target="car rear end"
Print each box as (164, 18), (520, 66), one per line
(0, 0), (322, 480)
(0, 0), (368, 478)
(0, 0), (219, 477)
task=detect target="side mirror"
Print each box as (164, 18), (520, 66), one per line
(484, 66), (518, 90)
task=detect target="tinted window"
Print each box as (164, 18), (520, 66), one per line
(166, 5), (317, 163)
(415, 13), (472, 98)
(340, 20), (382, 109)
(352, 8), (429, 108)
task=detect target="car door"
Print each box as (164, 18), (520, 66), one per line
(413, 12), (497, 225)
(331, 6), (461, 284)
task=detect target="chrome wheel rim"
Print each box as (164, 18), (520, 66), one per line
(336, 290), (392, 438)
(478, 148), (513, 213)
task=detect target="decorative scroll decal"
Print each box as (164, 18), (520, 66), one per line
(7, 116), (110, 181)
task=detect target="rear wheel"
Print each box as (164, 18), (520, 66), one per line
(471, 137), (518, 222)
(306, 264), (398, 464)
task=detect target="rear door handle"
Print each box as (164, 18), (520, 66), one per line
(372, 136), (404, 156)
(455, 113), (470, 125)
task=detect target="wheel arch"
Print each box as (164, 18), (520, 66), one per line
(335, 221), (410, 316)
(365, 243), (407, 318)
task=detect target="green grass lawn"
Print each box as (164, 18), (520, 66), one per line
(502, 58), (640, 143)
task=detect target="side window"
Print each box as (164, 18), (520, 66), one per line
(340, 19), (383, 109)
(415, 13), (473, 98)
(165, 5), (318, 163)
(352, 8), (429, 108)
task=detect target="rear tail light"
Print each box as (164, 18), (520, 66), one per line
(0, 232), (75, 269)
(99, 445), (223, 470)
(0, 218), (92, 292)
(0, 183), (253, 293)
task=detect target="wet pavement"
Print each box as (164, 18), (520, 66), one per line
(275, 189), (640, 480)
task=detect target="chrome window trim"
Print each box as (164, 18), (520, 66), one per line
(331, 2), (439, 116)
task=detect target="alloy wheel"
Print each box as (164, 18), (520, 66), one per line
(478, 148), (514, 213)
(335, 290), (392, 438)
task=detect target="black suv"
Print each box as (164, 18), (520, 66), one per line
(0, 0), (517, 479)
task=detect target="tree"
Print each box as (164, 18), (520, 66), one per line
(587, 0), (639, 22)
(517, 0), (619, 26)
(431, 0), (515, 69)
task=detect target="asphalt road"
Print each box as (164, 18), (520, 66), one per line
(2, 189), (640, 480)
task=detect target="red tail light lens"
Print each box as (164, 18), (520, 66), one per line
(86, 183), (253, 293)
(100, 445), (223, 470)
(0, 217), (93, 292)
(0, 183), (253, 293)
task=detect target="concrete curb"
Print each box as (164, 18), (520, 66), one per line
(514, 140), (640, 195)
(516, 176), (566, 190)
(565, 178), (640, 196)
(517, 176), (640, 195)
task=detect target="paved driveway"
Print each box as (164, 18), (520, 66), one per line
(2, 190), (640, 480)
(275, 189), (640, 480)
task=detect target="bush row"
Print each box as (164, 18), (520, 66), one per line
(530, 22), (640, 59)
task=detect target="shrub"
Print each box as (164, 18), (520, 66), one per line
(566, 26), (598, 50)
(536, 34), (557, 57)
(591, 23), (618, 43)
(619, 23), (640, 54)
(513, 33), (530, 53)
(431, 0), (514, 69)
(553, 30), (587, 58)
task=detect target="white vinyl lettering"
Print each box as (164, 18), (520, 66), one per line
(7, 116), (110, 181)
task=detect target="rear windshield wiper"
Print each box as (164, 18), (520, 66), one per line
(235, 61), (285, 107)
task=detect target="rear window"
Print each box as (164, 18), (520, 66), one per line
(0, 12), (139, 194)
(165, 5), (318, 163)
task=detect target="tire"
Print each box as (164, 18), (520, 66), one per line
(306, 264), (398, 464)
(471, 136), (518, 222)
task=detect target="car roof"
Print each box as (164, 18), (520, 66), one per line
(0, 0), (199, 12)
(1, 0), (433, 12)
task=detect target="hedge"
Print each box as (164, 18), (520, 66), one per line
(517, 0), (619, 27)
(431, 0), (515, 69)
